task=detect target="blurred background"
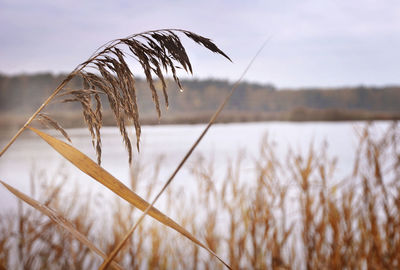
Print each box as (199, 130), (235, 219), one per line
(1, 0), (400, 129)
(1, 1), (400, 269)
(1, 0), (400, 86)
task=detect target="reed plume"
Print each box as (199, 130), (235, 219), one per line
(0, 29), (231, 164)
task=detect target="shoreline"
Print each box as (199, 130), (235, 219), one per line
(1, 109), (399, 139)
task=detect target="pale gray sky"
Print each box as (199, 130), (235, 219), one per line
(1, 0), (399, 87)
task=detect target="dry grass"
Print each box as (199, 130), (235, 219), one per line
(0, 29), (230, 163)
(1, 28), (398, 269)
(57, 30), (230, 164)
(0, 29), (237, 268)
(1, 122), (399, 269)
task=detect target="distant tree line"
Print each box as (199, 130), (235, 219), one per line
(1, 73), (399, 126)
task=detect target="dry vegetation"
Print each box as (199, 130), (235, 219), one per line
(0, 29), (235, 269)
(1, 28), (399, 269)
(1, 122), (399, 269)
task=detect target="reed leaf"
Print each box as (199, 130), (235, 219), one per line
(27, 127), (225, 265)
(0, 180), (123, 270)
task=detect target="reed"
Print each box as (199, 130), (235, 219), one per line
(0, 29), (230, 163)
(0, 29), (234, 269)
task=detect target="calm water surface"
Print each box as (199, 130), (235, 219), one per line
(0, 121), (391, 212)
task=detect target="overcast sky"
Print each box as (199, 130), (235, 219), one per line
(1, 0), (399, 87)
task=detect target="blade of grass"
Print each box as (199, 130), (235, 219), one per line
(27, 126), (219, 264)
(100, 39), (269, 270)
(0, 180), (123, 270)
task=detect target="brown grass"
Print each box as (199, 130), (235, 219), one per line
(0, 29), (230, 163)
(1, 122), (399, 269)
(59, 30), (230, 164)
(2, 28), (398, 270)
(0, 29), (238, 269)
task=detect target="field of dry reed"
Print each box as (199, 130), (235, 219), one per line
(1, 122), (399, 269)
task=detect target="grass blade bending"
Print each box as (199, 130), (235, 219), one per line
(100, 39), (269, 270)
(0, 180), (123, 270)
(27, 126), (223, 266)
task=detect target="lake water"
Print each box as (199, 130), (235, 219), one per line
(0, 121), (391, 213)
